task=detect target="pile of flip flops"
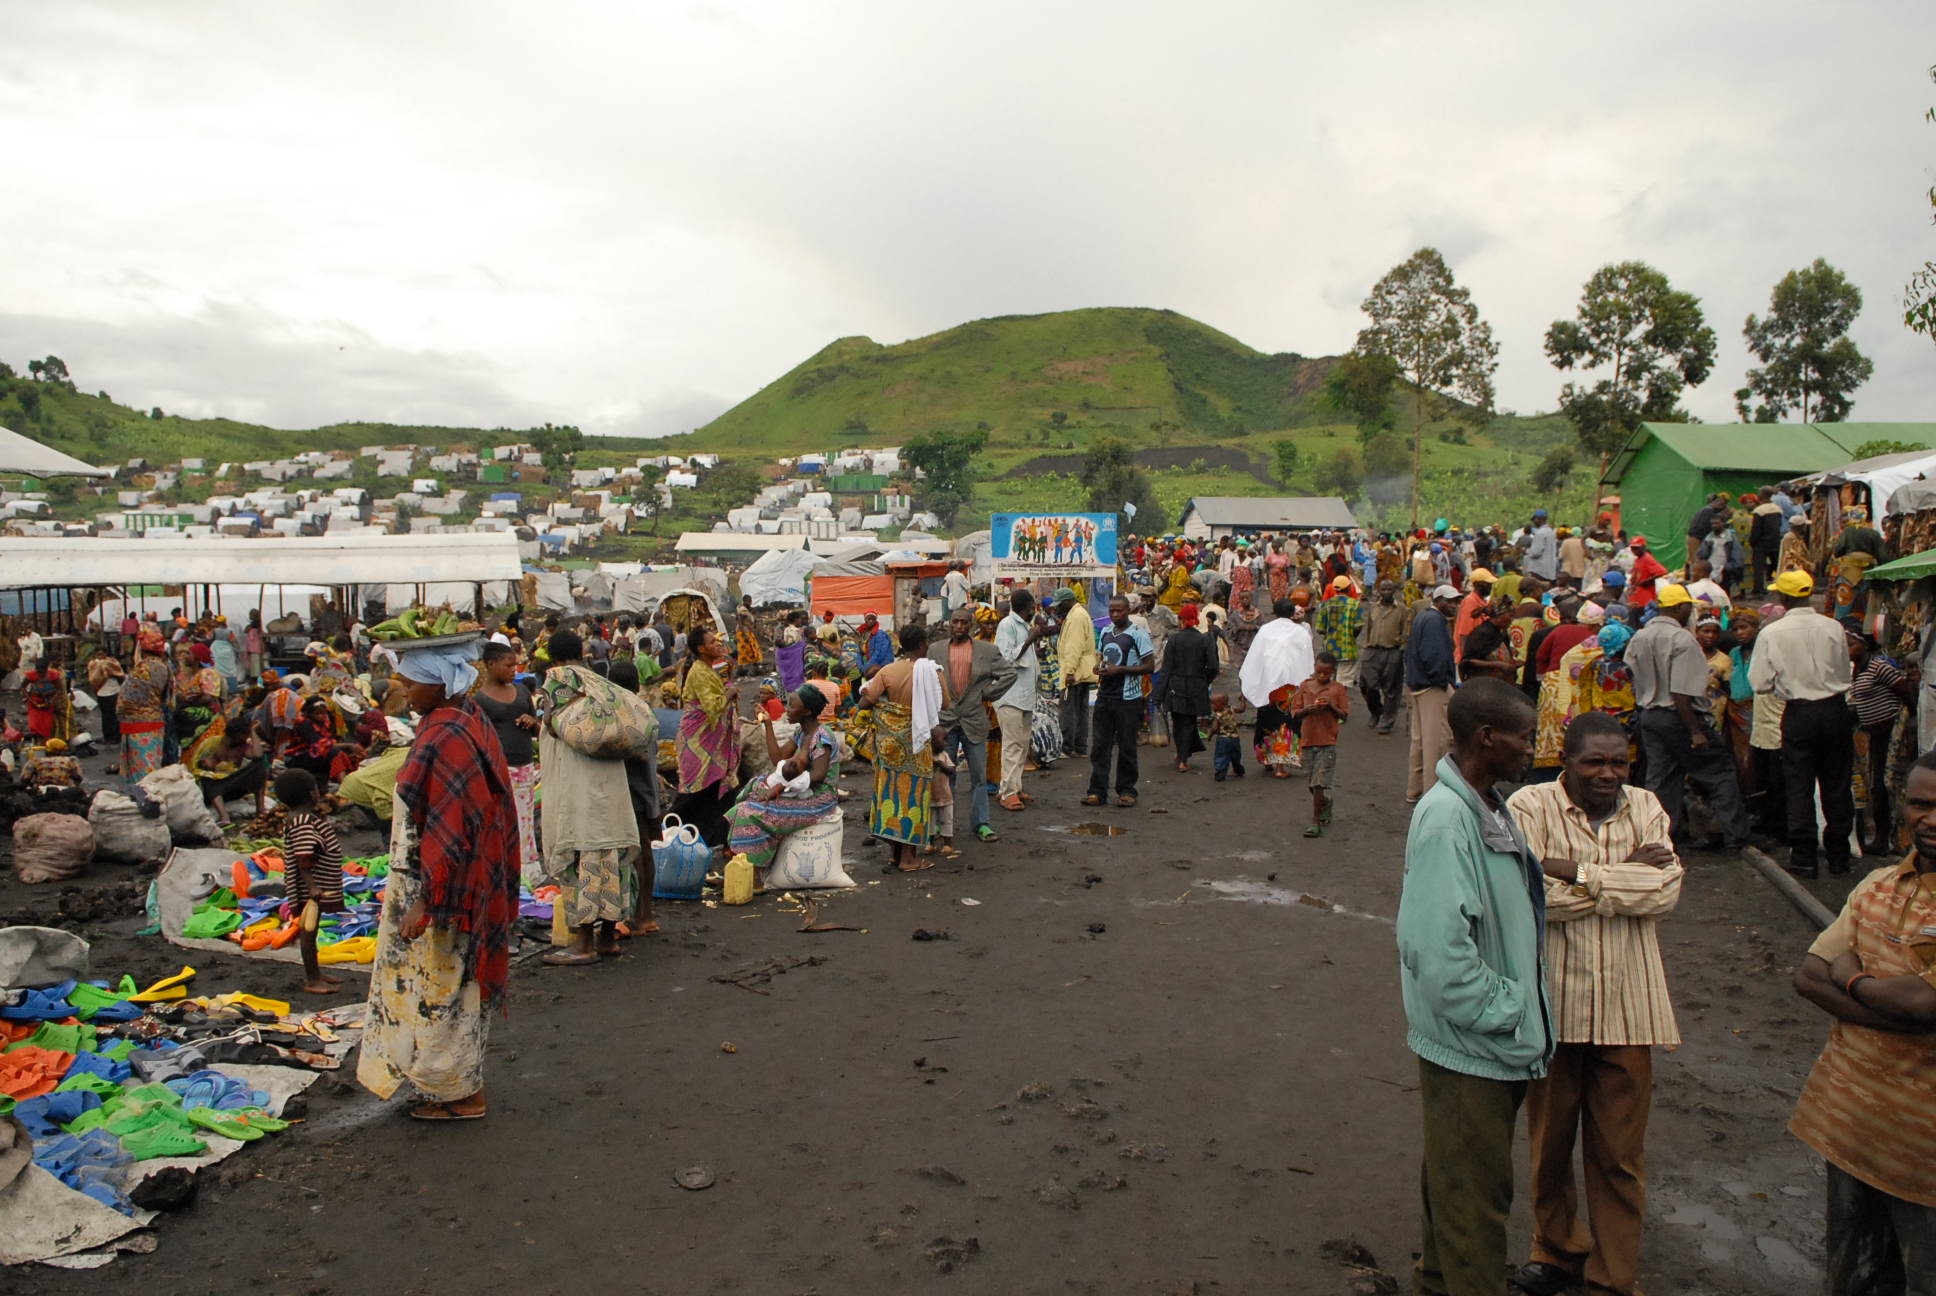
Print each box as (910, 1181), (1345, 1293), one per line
(186, 849), (390, 964)
(2, 968), (314, 1215)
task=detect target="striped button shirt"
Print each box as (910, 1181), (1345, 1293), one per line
(1790, 860), (1936, 1208)
(1505, 782), (1684, 1047)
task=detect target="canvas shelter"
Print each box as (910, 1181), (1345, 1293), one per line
(1599, 422), (1865, 570)
(0, 425), (110, 479)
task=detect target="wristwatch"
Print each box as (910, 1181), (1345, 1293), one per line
(1570, 862), (1591, 898)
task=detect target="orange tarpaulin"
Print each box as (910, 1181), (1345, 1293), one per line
(810, 575), (894, 619)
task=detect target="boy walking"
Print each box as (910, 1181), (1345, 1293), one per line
(1290, 651), (1350, 836)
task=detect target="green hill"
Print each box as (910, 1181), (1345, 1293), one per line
(662, 306), (1339, 457)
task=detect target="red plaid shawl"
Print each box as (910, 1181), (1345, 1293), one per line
(395, 699), (520, 1007)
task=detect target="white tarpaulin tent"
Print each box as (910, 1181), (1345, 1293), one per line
(0, 424), (110, 479)
(953, 530), (993, 585)
(1810, 449), (1936, 519)
(0, 531), (524, 589)
(739, 546), (821, 606)
(88, 586), (332, 626)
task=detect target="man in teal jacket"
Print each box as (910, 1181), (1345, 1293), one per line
(1396, 676), (1554, 1296)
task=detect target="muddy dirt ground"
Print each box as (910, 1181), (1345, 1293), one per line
(1, 698), (1861, 1294)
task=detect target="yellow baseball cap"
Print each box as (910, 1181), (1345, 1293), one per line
(1654, 583), (1694, 608)
(1771, 570), (1814, 598)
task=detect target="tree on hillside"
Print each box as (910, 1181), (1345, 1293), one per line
(1354, 248), (1498, 529)
(1323, 352), (1399, 441)
(1906, 65), (1936, 346)
(1545, 261), (1714, 471)
(1081, 438), (1162, 531)
(1362, 432), (1410, 506)
(528, 422), (584, 471)
(1735, 259), (1873, 422)
(1271, 439), (1301, 486)
(1529, 445), (1578, 493)
(1310, 447), (1364, 500)
(902, 427), (987, 527)
(26, 356), (73, 390)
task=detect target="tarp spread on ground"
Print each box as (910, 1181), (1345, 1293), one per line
(0, 951), (353, 1266)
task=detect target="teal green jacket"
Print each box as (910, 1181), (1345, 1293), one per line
(1396, 755), (1554, 1081)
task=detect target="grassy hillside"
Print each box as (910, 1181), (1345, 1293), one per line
(660, 307), (1338, 456)
(0, 374), (667, 467)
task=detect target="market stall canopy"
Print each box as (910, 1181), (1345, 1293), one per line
(0, 425), (110, 479)
(1888, 479), (1936, 516)
(1865, 546), (1936, 583)
(1805, 443), (1936, 517)
(0, 531), (523, 590)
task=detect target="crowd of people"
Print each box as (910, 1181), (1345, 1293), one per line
(1, 474), (1928, 1286)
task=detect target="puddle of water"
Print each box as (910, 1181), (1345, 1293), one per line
(1040, 822), (1131, 836)
(1193, 878), (1391, 923)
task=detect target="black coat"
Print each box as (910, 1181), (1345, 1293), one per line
(1160, 627), (1217, 717)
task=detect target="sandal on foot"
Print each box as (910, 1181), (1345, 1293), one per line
(408, 1100), (485, 1121)
(1303, 825), (1323, 837)
(897, 859), (936, 873)
(1115, 796), (1137, 808)
(1081, 795), (1104, 806)
(541, 951), (600, 967)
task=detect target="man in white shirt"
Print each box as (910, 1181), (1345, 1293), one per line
(993, 589), (1051, 812)
(1523, 510), (1560, 581)
(940, 563), (972, 620)
(1681, 559), (1732, 614)
(1626, 583), (1750, 848)
(1748, 570), (1855, 877)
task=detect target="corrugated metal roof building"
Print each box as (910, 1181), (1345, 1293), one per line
(1176, 496), (1359, 539)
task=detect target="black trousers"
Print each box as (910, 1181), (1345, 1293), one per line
(1781, 696), (1856, 869)
(1170, 710), (1205, 764)
(1636, 708), (1750, 846)
(1060, 682), (1093, 755)
(1359, 646), (1404, 731)
(1864, 717), (1897, 853)
(1827, 1162), (1936, 1295)
(1086, 699), (1143, 800)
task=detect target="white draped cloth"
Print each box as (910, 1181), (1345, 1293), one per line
(910, 656), (944, 743)
(1239, 616), (1315, 708)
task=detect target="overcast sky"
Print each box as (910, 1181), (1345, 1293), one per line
(3, 2), (1932, 438)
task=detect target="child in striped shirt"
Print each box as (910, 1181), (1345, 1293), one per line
(275, 768), (346, 995)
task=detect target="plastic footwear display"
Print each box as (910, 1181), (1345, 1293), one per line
(127, 967), (197, 1002)
(118, 1124), (209, 1161)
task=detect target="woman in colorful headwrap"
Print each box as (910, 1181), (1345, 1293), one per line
(21, 657), (70, 743)
(171, 641), (224, 760)
(208, 622), (244, 694)
(973, 604), (1003, 784)
(860, 622), (942, 871)
(1229, 554), (1255, 616)
(1157, 560), (1193, 612)
(1831, 504), (1885, 618)
(358, 639), (519, 1123)
(674, 624), (741, 848)
(537, 630), (642, 966)
(1533, 603), (1606, 771)
(726, 685), (842, 879)
(1575, 621), (1639, 758)
(117, 628), (175, 784)
(1229, 588), (1263, 669)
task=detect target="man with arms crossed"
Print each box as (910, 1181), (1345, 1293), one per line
(1789, 750), (1936, 1293)
(1508, 712), (1682, 1296)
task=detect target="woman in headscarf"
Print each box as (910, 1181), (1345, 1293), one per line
(1533, 602), (1607, 772)
(357, 640), (519, 1123)
(1831, 504), (1885, 618)
(1778, 516), (1811, 577)
(674, 624), (740, 848)
(726, 685), (842, 882)
(1158, 560), (1194, 612)
(1264, 539), (1293, 607)
(117, 627), (175, 784)
(974, 604), (1003, 787)
(474, 642), (543, 887)
(172, 641), (224, 752)
(285, 695), (346, 789)
(734, 598), (763, 678)
(21, 657), (70, 743)
(537, 630), (643, 966)
(860, 622), (943, 872)
(208, 620), (244, 694)
(1161, 603), (1217, 773)
(1229, 588), (1263, 670)
(1229, 553), (1255, 621)
(1575, 621), (1639, 756)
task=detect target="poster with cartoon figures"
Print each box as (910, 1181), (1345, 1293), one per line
(990, 512), (1117, 579)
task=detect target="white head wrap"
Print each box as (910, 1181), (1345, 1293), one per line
(395, 641), (478, 695)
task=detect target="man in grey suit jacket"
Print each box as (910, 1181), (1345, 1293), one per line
(929, 606), (1016, 845)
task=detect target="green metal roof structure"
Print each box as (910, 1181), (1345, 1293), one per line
(1599, 422), (1869, 570)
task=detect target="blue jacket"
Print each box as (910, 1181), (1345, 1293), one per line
(1404, 607), (1457, 690)
(1395, 756), (1554, 1081)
